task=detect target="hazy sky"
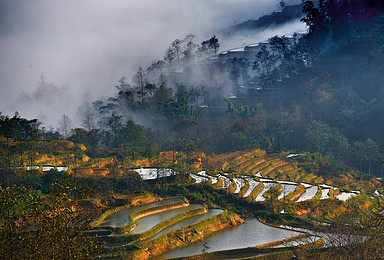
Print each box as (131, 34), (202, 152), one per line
(0, 0), (303, 127)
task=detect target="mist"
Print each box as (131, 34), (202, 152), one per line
(0, 0), (303, 127)
(219, 20), (306, 51)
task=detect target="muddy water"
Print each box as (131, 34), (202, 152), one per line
(99, 197), (182, 227)
(152, 209), (224, 239)
(158, 218), (301, 259)
(132, 204), (203, 234)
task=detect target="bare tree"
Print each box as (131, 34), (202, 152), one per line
(297, 210), (384, 259)
(164, 47), (176, 67)
(81, 115), (95, 132)
(172, 39), (182, 64)
(58, 114), (72, 139)
(182, 34), (198, 65)
(133, 67), (146, 104)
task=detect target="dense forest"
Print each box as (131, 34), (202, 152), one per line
(3, 0), (384, 258)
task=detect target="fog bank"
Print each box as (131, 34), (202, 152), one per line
(0, 0), (302, 127)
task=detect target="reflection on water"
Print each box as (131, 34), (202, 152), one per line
(159, 218), (301, 259)
(152, 209), (224, 239)
(99, 197), (182, 227)
(132, 204), (203, 234)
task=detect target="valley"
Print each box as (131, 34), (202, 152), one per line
(2, 0), (384, 259)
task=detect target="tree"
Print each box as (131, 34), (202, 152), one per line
(182, 34), (198, 65)
(0, 185), (39, 259)
(171, 39), (182, 64)
(164, 47), (176, 66)
(224, 98), (257, 119)
(116, 77), (136, 104)
(301, 0), (324, 35)
(0, 112), (41, 185)
(58, 114), (72, 139)
(133, 67), (147, 104)
(300, 209), (384, 259)
(118, 120), (147, 160)
(146, 60), (166, 85)
(107, 114), (123, 148)
(268, 35), (303, 78)
(352, 138), (380, 178)
(0, 176), (103, 259)
(164, 94), (207, 122)
(115, 76), (130, 92)
(81, 115), (95, 132)
(266, 107), (296, 151)
(0, 112), (40, 141)
(228, 58), (250, 86)
(173, 138), (200, 175)
(152, 83), (174, 108)
(252, 45), (278, 88)
(41, 126), (61, 141)
(303, 120), (351, 162)
(200, 36), (220, 56)
(25, 131), (41, 167)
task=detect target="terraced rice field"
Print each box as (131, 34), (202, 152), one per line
(186, 171), (359, 204)
(158, 218), (303, 259)
(320, 189), (330, 200)
(134, 150), (363, 204)
(99, 197), (182, 227)
(197, 171), (218, 184)
(337, 192), (358, 201)
(132, 204), (203, 234)
(278, 184), (298, 200)
(243, 178), (259, 197)
(186, 174), (359, 205)
(296, 186), (318, 202)
(233, 177), (246, 193)
(135, 168), (175, 180)
(152, 208), (224, 239)
(256, 182), (277, 202)
(190, 173), (208, 183)
(94, 196), (312, 259)
(218, 174), (232, 188)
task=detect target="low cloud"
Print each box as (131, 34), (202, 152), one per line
(0, 0), (302, 126)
